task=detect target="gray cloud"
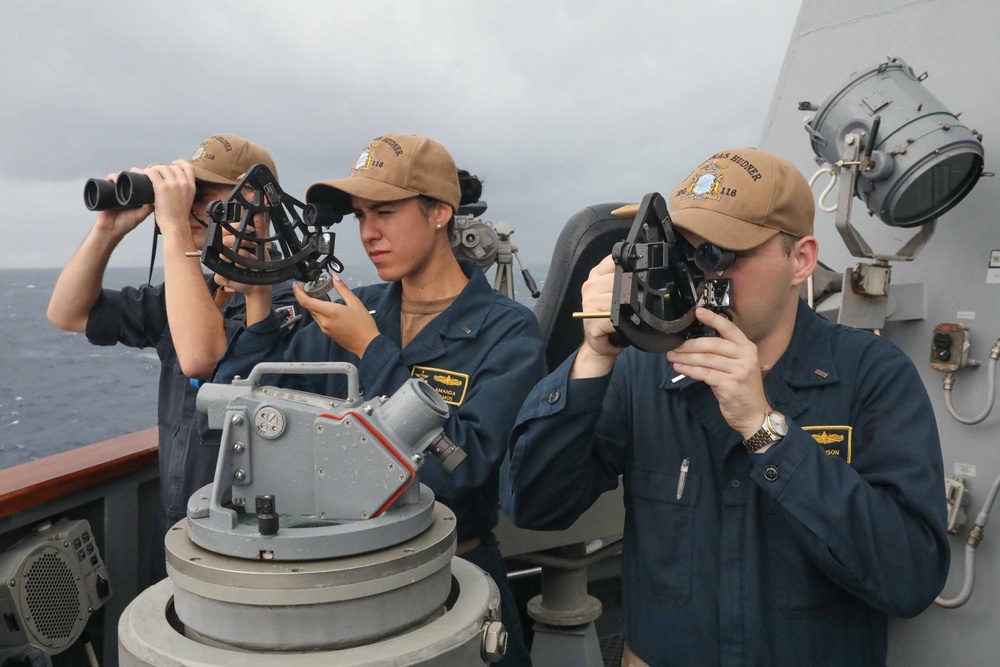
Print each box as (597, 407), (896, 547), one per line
(1, 0), (800, 269)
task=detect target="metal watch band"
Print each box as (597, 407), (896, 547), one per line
(742, 429), (774, 453)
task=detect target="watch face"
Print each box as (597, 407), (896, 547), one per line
(767, 411), (789, 437)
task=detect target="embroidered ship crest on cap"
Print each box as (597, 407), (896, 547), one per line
(681, 161), (726, 201)
(353, 143), (381, 172)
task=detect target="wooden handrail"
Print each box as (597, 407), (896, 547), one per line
(0, 428), (158, 518)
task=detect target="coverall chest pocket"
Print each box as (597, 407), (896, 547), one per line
(625, 465), (698, 606)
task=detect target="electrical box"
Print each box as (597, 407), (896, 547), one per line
(944, 476), (969, 534)
(0, 519), (111, 656)
(930, 323), (971, 372)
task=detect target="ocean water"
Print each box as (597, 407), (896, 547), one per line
(0, 263), (547, 469)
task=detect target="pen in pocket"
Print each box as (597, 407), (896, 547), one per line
(677, 458), (690, 500)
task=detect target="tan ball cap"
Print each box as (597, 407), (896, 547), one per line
(187, 134), (278, 186)
(669, 148), (814, 251)
(306, 135), (461, 215)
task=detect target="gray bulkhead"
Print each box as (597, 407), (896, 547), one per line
(760, 0), (1000, 663)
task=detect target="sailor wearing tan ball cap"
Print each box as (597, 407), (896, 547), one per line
(47, 133), (308, 582)
(215, 134), (543, 667)
(502, 147), (948, 666)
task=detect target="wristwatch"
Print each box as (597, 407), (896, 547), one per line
(742, 410), (788, 453)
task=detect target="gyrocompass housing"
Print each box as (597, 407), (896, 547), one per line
(115, 362), (506, 662)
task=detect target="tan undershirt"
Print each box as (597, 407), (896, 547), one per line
(400, 294), (459, 348)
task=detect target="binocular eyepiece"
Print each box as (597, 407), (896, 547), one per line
(83, 172), (156, 211)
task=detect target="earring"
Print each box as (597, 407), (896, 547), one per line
(436, 224), (442, 229)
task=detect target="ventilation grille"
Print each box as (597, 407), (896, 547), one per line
(599, 633), (624, 667)
(22, 549), (84, 647)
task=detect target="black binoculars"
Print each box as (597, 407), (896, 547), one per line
(83, 172), (157, 211)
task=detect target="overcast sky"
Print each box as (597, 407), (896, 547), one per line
(1, 0), (800, 271)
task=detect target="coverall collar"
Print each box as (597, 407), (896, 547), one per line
(376, 259), (493, 366)
(659, 299), (839, 393)
(660, 300), (841, 452)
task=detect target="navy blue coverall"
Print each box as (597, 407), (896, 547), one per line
(86, 278), (304, 577)
(501, 300), (949, 667)
(214, 260), (546, 667)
